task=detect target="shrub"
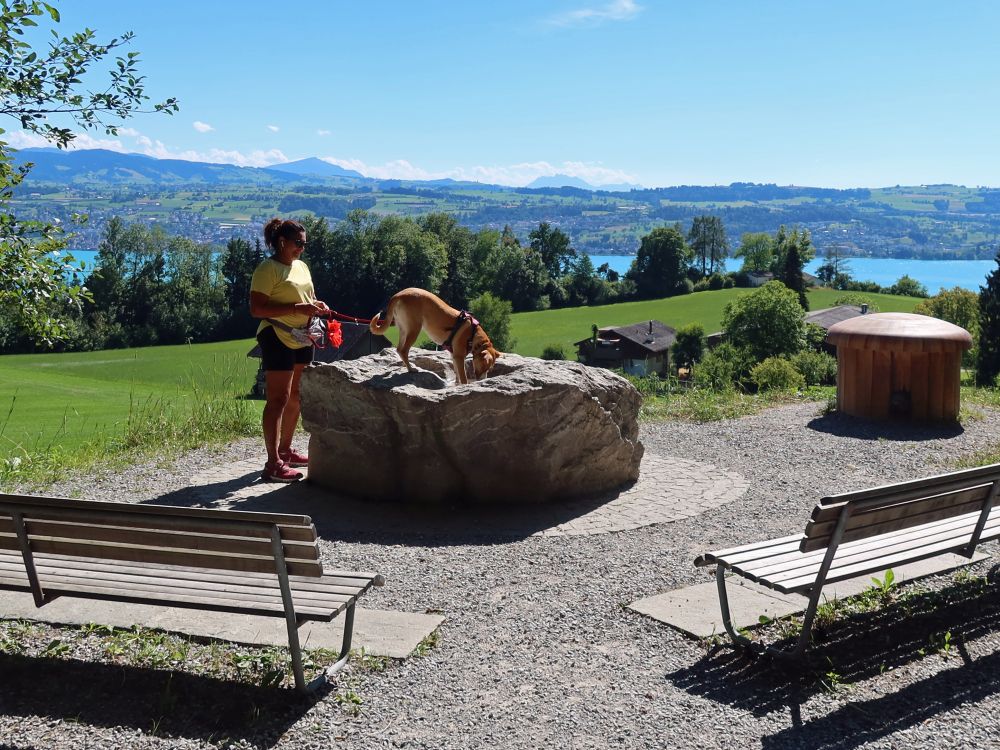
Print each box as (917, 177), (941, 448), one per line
(790, 350), (838, 386)
(693, 342), (754, 391)
(693, 279), (711, 292)
(723, 275), (735, 289)
(676, 278), (695, 295)
(722, 281), (806, 360)
(671, 323), (705, 370)
(708, 273), (726, 290)
(804, 322), (827, 352)
(751, 357), (805, 392)
(541, 344), (566, 360)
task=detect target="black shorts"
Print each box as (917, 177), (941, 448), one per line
(257, 325), (313, 371)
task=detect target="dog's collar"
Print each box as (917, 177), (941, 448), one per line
(442, 310), (479, 354)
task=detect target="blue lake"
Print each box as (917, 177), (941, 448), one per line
(65, 249), (994, 296)
(587, 254), (995, 295)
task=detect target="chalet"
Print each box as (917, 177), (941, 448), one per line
(248, 322), (391, 398)
(575, 320), (676, 376)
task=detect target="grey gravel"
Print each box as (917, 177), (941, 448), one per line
(4, 400), (1000, 749)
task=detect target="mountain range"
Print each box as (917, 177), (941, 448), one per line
(12, 148), (639, 192)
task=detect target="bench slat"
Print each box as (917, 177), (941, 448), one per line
(751, 513), (990, 581)
(0, 556), (366, 606)
(713, 512), (981, 576)
(0, 548), (377, 587)
(801, 492), (995, 552)
(817, 463), (1000, 507)
(805, 484), (993, 541)
(735, 514), (1000, 593)
(809, 483), (993, 526)
(0, 509), (317, 543)
(0, 518), (319, 561)
(693, 533), (802, 567)
(0, 536), (322, 577)
(0, 493), (314, 527)
(28, 570), (353, 614)
(21, 580), (339, 619)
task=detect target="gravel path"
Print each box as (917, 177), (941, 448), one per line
(3, 401), (1000, 750)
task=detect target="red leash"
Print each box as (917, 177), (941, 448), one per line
(325, 310), (372, 325)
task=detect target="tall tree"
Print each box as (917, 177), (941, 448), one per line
(976, 250), (1000, 387)
(780, 240), (809, 311)
(627, 224), (692, 299)
(771, 225), (816, 274)
(218, 236), (264, 337)
(733, 232), (774, 273)
(419, 213), (474, 308)
(687, 215), (729, 277)
(529, 222), (576, 278)
(0, 0), (177, 347)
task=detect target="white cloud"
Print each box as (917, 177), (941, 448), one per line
(546, 0), (642, 27)
(192, 121), (214, 133)
(267, 125), (280, 133)
(4, 129), (128, 152)
(318, 156), (637, 187)
(317, 129), (332, 136)
(117, 127), (141, 137)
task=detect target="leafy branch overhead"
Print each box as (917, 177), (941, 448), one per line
(0, 0), (177, 347)
(0, 0), (178, 147)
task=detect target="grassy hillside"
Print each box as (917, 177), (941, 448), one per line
(0, 288), (921, 461)
(0, 340), (260, 456)
(508, 288), (922, 357)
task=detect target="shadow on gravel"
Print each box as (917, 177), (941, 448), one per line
(666, 569), (1000, 749)
(805, 412), (964, 441)
(0, 653), (323, 747)
(146, 476), (639, 547)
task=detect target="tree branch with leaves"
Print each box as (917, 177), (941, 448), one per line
(0, 0), (177, 348)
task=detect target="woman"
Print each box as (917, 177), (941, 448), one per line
(249, 218), (329, 482)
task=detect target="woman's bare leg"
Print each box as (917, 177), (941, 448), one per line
(277, 363), (307, 456)
(263, 369), (294, 464)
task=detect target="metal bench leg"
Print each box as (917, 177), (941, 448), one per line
(716, 566), (820, 659)
(716, 566), (756, 651)
(305, 600), (357, 693)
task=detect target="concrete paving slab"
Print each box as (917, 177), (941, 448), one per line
(0, 591), (443, 660)
(629, 579), (802, 639)
(631, 551), (990, 639)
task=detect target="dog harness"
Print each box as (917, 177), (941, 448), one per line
(442, 310), (479, 354)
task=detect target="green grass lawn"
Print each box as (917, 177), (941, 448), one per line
(508, 288), (922, 357)
(0, 340), (260, 457)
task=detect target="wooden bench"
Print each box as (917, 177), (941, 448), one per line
(0, 493), (384, 692)
(694, 462), (1000, 657)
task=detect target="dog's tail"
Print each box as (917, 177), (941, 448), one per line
(369, 298), (396, 335)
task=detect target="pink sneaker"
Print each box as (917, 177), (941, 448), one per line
(262, 459), (303, 483)
(279, 449), (309, 468)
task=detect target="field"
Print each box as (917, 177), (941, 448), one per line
(0, 340), (261, 456)
(0, 289), (922, 463)
(507, 288), (921, 357)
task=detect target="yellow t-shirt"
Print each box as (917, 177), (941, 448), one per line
(250, 257), (316, 349)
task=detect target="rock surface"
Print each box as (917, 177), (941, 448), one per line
(299, 349), (644, 503)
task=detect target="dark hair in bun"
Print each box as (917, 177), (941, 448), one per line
(263, 218), (305, 255)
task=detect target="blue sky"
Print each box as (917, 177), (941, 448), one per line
(8, 0), (1000, 188)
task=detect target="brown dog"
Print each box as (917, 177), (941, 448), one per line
(369, 288), (501, 384)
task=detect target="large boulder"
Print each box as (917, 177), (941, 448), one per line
(299, 349), (643, 504)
